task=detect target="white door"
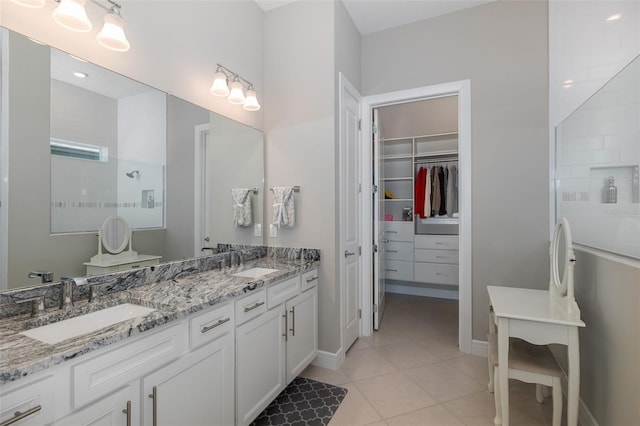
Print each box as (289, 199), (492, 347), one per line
(194, 124), (212, 255)
(339, 74), (362, 352)
(372, 109), (386, 330)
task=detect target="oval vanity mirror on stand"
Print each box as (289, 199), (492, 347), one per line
(549, 217), (580, 316)
(84, 216), (161, 276)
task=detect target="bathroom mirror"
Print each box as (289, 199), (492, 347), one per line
(555, 54), (640, 260)
(0, 28), (265, 290)
(550, 217), (574, 295)
(101, 216), (130, 254)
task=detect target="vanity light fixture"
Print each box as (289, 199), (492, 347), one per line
(209, 63), (261, 111)
(607, 13), (622, 22)
(12, 0), (131, 52)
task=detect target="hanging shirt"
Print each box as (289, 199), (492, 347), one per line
(432, 166), (441, 215)
(424, 168), (431, 219)
(438, 166), (446, 216)
(414, 167), (426, 218)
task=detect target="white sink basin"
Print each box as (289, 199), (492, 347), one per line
(232, 267), (279, 279)
(20, 303), (156, 345)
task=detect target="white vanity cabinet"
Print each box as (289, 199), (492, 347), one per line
(51, 384), (139, 426)
(236, 268), (319, 426)
(0, 375), (57, 426)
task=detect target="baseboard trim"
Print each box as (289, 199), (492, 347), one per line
(472, 339), (488, 357)
(560, 376), (599, 426)
(311, 349), (344, 371)
(386, 284), (459, 300)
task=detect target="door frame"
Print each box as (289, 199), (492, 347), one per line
(193, 123), (209, 257)
(360, 80), (473, 354)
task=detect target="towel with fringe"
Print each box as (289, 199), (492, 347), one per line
(272, 186), (295, 228)
(232, 188), (252, 227)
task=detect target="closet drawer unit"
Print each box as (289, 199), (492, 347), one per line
(383, 221), (413, 242)
(190, 302), (234, 349)
(414, 263), (459, 286)
(414, 248), (458, 264)
(301, 268), (319, 291)
(235, 289), (267, 324)
(414, 235), (459, 251)
(384, 260), (413, 281)
(385, 241), (413, 261)
(267, 276), (300, 308)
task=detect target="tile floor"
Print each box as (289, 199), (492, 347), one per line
(300, 293), (557, 426)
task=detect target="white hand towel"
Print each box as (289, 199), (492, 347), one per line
(272, 186), (295, 228)
(232, 188), (252, 227)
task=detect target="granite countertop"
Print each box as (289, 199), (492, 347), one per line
(0, 257), (319, 384)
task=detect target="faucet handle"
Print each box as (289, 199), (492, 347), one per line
(16, 296), (45, 317)
(28, 271), (54, 283)
(60, 275), (88, 286)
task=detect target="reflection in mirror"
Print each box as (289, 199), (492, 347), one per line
(101, 216), (130, 254)
(0, 28), (265, 290)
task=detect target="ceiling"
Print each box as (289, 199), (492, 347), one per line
(254, 0), (497, 34)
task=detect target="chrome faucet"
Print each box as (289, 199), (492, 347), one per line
(59, 276), (88, 311)
(16, 296), (45, 317)
(28, 270), (54, 283)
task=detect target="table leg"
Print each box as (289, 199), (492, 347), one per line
(497, 317), (509, 426)
(567, 327), (580, 426)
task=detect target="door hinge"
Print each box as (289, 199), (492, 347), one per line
(372, 123), (378, 134)
(373, 304), (378, 313)
(358, 246), (362, 256)
(358, 309), (362, 319)
(358, 119), (362, 131)
(372, 244), (378, 253)
(372, 184), (378, 194)
(358, 183), (362, 193)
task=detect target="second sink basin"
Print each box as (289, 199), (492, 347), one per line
(231, 267), (279, 279)
(20, 303), (156, 345)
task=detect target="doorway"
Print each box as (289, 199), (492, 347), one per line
(361, 80), (472, 354)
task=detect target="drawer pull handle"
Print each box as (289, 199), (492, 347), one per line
(148, 386), (157, 426)
(345, 250), (355, 257)
(130, 265), (140, 268)
(122, 400), (132, 426)
(201, 317), (231, 333)
(0, 406), (41, 426)
(385, 269), (398, 272)
(290, 306), (296, 336)
(387, 250), (398, 253)
(244, 301), (265, 312)
(386, 231), (398, 234)
(305, 276), (318, 283)
(283, 312), (288, 342)
(435, 242), (446, 245)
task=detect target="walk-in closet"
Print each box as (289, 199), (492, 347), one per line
(375, 95), (461, 332)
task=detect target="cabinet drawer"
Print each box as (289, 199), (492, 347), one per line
(235, 289), (267, 325)
(383, 221), (413, 242)
(385, 241), (413, 261)
(73, 322), (188, 408)
(190, 302), (234, 349)
(384, 260), (413, 281)
(414, 235), (459, 250)
(414, 263), (459, 286)
(301, 268), (319, 292)
(267, 276), (300, 309)
(414, 249), (458, 264)
(0, 375), (55, 426)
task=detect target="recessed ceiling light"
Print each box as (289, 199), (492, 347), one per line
(563, 80), (573, 85)
(607, 13), (621, 22)
(73, 71), (88, 78)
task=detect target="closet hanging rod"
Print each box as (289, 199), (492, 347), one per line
(415, 157), (458, 165)
(270, 186), (300, 192)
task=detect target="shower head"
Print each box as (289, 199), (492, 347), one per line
(126, 170), (140, 178)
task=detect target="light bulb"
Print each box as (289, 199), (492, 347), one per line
(97, 9), (130, 52)
(210, 70), (230, 96)
(10, 0), (45, 8)
(243, 87), (261, 111)
(227, 78), (245, 105)
(52, 0), (92, 32)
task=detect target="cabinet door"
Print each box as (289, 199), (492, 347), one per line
(236, 306), (286, 426)
(52, 384), (138, 426)
(286, 287), (318, 383)
(141, 334), (234, 426)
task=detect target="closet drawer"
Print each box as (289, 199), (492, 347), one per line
(414, 235), (459, 250)
(267, 276), (300, 308)
(235, 289), (267, 324)
(190, 302), (234, 349)
(384, 260), (413, 281)
(414, 263), (459, 286)
(383, 221), (413, 242)
(385, 241), (413, 261)
(414, 249), (458, 264)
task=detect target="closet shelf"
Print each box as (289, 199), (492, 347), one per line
(415, 150), (458, 159)
(384, 198), (412, 202)
(383, 177), (412, 181)
(382, 154), (413, 160)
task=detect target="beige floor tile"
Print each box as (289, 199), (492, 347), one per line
(348, 338), (373, 352)
(299, 364), (350, 386)
(341, 348), (398, 381)
(424, 343), (467, 360)
(385, 404), (466, 426)
(354, 371), (437, 419)
(328, 383), (382, 426)
(444, 354), (491, 386)
(404, 362), (486, 402)
(375, 341), (440, 370)
(363, 422), (388, 426)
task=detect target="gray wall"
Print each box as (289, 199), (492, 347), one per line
(564, 249), (640, 425)
(362, 0), (550, 341)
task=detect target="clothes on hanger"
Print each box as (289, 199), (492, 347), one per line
(414, 160), (458, 219)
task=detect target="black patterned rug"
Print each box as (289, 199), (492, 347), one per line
(250, 377), (348, 426)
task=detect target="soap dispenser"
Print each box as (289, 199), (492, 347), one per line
(604, 176), (617, 203)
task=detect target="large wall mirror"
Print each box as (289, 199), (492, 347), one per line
(0, 28), (264, 290)
(555, 54), (640, 260)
